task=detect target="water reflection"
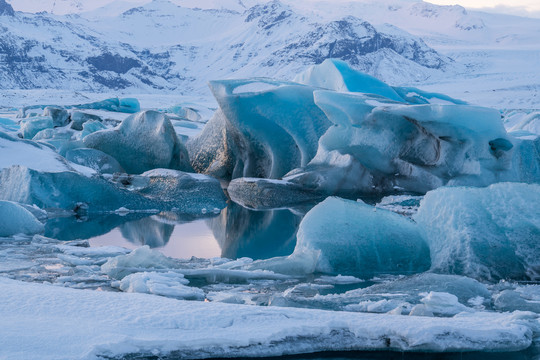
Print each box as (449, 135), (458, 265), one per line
(49, 202), (308, 260)
(119, 216), (174, 248)
(208, 202), (303, 260)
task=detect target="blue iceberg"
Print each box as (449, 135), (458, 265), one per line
(188, 79), (331, 179)
(0, 200), (44, 237)
(84, 110), (192, 174)
(414, 182), (540, 281)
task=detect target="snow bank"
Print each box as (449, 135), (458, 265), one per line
(0, 277), (536, 360)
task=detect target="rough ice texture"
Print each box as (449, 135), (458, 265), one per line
(112, 271), (205, 300)
(0, 277), (536, 360)
(102, 245), (179, 279)
(65, 148), (124, 174)
(414, 183), (540, 281)
(19, 116), (53, 139)
(70, 111), (102, 131)
(43, 106), (70, 127)
(227, 177), (323, 209)
(0, 166), (226, 214)
(0, 200), (44, 236)
(294, 197), (430, 276)
(294, 59), (404, 102)
(188, 79), (331, 180)
(84, 110), (192, 174)
(73, 97), (141, 113)
(286, 87), (535, 195)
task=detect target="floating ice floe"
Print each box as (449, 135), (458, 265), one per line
(84, 110), (192, 174)
(188, 78), (331, 179)
(414, 182), (540, 281)
(0, 200), (44, 237)
(112, 271), (205, 300)
(0, 277), (538, 360)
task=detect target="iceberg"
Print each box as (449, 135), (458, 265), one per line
(84, 110), (192, 174)
(0, 200), (44, 237)
(294, 59), (404, 102)
(19, 116), (53, 139)
(72, 97), (140, 113)
(265, 197), (430, 277)
(70, 111), (102, 131)
(188, 79), (331, 179)
(414, 182), (540, 281)
(285, 89), (534, 195)
(0, 131), (75, 173)
(80, 120), (106, 139)
(65, 148), (124, 174)
(227, 177), (323, 209)
(102, 245), (179, 279)
(0, 166), (226, 214)
(43, 106), (70, 127)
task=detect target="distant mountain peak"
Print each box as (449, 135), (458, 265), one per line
(0, 0), (14, 16)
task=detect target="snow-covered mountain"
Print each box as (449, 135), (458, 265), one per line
(0, 0), (453, 95)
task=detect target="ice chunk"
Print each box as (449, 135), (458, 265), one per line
(112, 271), (204, 300)
(417, 291), (473, 316)
(43, 106), (69, 127)
(292, 197), (430, 276)
(19, 116), (53, 139)
(70, 111), (102, 131)
(227, 177), (323, 209)
(84, 110), (191, 174)
(73, 97), (140, 113)
(188, 79), (330, 179)
(294, 59), (404, 102)
(285, 89), (531, 195)
(133, 169), (227, 214)
(0, 165), (225, 214)
(0, 200), (44, 236)
(392, 86), (467, 105)
(414, 183), (540, 281)
(102, 245), (179, 279)
(80, 120), (106, 139)
(0, 277), (536, 359)
(65, 148), (124, 174)
(0, 166), (153, 212)
(0, 131), (74, 173)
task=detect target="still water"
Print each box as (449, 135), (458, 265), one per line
(44, 202), (304, 261)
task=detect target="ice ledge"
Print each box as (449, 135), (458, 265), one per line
(0, 277), (537, 360)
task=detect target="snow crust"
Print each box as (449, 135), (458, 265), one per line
(0, 277), (537, 360)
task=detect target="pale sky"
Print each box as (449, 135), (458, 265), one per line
(429, 0), (540, 17)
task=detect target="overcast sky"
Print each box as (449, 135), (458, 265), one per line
(429, 0), (540, 17)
